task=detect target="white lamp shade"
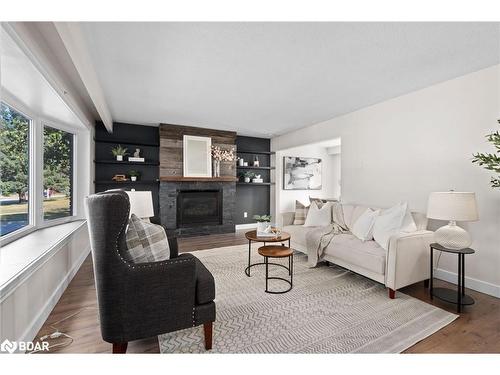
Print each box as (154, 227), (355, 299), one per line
(126, 191), (155, 219)
(427, 192), (478, 222)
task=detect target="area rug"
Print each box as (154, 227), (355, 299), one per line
(158, 245), (457, 353)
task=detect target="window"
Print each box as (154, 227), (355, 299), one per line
(0, 103), (31, 237)
(43, 126), (74, 220)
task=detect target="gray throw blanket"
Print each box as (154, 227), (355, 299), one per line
(306, 222), (349, 267)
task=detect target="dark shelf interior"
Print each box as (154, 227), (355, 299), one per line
(236, 166), (274, 170)
(235, 136), (272, 225)
(94, 122), (160, 218)
(237, 150), (274, 155)
(94, 160), (159, 166)
(236, 182), (274, 186)
(95, 180), (159, 185)
(94, 138), (159, 147)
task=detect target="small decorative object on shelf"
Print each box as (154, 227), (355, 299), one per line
(211, 145), (236, 177)
(254, 215), (273, 237)
(253, 155), (260, 167)
(111, 145), (129, 161)
(129, 148), (145, 162)
(242, 171), (254, 183)
(243, 161), (249, 166)
(112, 174), (128, 182)
(128, 170), (140, 181)
(252, 174), (263, 183)
(238, 157), (245, 166)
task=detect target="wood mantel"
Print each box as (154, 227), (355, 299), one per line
(160, 176), (238, 182)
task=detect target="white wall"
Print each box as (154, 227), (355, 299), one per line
(272, 65), (500, 297)
(276, 142), (341, 214)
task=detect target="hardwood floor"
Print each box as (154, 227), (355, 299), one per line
(35, 230), (500, 353)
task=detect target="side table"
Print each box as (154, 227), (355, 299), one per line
(429, 242), (475, 313)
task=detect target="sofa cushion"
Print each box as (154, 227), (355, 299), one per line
(293, 200), (309, 225)
(304, 201), (332, 227)
(351, 208), (380, 241)
(282, 224), (312, 248)
(124, 214), (170, 263)
(325, 234), (386, 275)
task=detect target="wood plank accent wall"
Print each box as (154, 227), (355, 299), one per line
(159, 123), (237, 178)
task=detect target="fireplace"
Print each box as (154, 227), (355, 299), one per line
(160, 181), (235, 237)
(177, 190), (222, 227)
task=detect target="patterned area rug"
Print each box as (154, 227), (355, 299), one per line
(158, 245), (457, 353)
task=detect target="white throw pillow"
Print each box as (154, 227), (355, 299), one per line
(351, 208), (380, 241)
(303, 201), (332, 227)
(401, 204), (417, 232)
(372, 203), (407, 250)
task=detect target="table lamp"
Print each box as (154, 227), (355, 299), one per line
(125, 190), (155, 220)
(427, 191), (479, 249)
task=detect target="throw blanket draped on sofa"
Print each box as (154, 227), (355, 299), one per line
(306, 223), (349, 267)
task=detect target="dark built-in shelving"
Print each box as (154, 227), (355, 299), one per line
(94, 160), (160, 166)
(236, 166), (274, 170)
(237, 150), (275, 155)
(235, 136), (273, 225)
(94, 122), (160, 218)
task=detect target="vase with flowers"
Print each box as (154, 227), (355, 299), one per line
(211, 145), (236, 177)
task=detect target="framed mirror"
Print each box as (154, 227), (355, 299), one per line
(183, 135), (212, 177)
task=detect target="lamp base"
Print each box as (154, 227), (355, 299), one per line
(434, 221), (472, 249)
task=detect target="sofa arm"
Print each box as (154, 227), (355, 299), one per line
(385, 230), (434, 291)
(281, 212), (295, 226)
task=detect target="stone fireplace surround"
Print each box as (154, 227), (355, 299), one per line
(158, 124), (237, 237)
(160, 180), (236, 237)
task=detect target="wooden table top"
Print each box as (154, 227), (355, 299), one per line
(245, 230), (290, 242)
(258, 245), (293, 258)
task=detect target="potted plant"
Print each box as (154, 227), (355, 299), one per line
(254, 215), (272, 235)
(128, 170), (140, 181)
(111, 145), (129, 161)
(243, 171), (254, 183)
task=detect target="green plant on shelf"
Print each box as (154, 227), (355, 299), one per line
(111, 145), (129, 161)
(253, 214), (271, 222)
(128, 170), (141, 181)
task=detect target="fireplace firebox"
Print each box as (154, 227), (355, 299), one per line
(177, 190), (222, 227)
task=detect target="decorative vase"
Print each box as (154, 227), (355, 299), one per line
(131, 176), (137, 182)
(213, 160), (220, 177)
(116, 155), (123, 161)
(244, 177), (251, 183)
(238, 158), (244, 166)
(256, 221), (271, 235)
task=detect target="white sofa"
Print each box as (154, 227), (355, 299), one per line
(281, 203), (434, 298)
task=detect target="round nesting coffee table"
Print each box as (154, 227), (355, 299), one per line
(258, 245), (294, 294)
(244, 230), (291, 277)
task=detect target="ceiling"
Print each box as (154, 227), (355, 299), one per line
(1, 28), (87, 130)
(80, 22), (500, 137)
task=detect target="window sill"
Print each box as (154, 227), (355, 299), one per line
(0, 220), (87, 299)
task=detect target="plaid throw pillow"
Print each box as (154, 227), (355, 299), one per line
(124, 214), (170, 263)
(293, 200), (310, 225)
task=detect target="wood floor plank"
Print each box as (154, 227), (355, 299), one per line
(34, 230), (500, 353)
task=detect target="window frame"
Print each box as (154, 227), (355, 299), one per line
(41, 121), (77, 226)
(0, 94), (79, 246)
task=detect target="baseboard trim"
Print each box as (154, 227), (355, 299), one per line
(235, 223), (257, 230)
(434, 267), (500, 298)
(19, 245), (91, 344)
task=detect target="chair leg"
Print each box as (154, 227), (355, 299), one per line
(388, 288), (396, 299)
(203, 322), (213, 350)
(112, 342), (128, 353)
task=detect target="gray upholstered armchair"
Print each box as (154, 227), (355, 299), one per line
(85, 190), (216, 353)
